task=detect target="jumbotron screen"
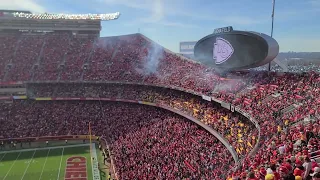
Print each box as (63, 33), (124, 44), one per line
(194, 27), (279, 70)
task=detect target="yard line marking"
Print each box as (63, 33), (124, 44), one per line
(21, 150), (37, 180)
(57, 147), (65, 180)
(3, 152), (21, 180)
(38, 149), (51, 180)
(0, 153), (6, 162)
(0, 143), (90, 154)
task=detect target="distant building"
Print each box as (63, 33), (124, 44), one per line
(179, 41), (197, 59)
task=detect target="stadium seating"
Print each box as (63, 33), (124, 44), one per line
(0, 101), (233, 180)
(6, 35), (45, 81)
(0, 33), (220, 92)
(0, 35), (18, 81)
(61, 37), (94, 81)
(33, 34), (69, 81)
(0, 32), (319, 179)
(28, 83), (258, 158)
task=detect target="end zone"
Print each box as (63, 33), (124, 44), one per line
(65, 156), (88, 180)
(63, 143), (100, 180)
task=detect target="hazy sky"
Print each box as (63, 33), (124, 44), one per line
(1, 0), (320, 52)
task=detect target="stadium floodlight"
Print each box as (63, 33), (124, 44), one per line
(12, 12), (121, 21)
(268, 0), (276, 71)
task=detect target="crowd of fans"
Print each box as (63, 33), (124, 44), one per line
(0, 33), (220, 94)
(213, 72), (320, 179)
(0, 36), (18, 81)
(61, 37), (94, 81)
(7, 35), (45, 81)
(28, 83), (258, 158)
(238, 119), (320, 180)
(33, 34), (69, 81)
(0, 101), (234, 180)
(252, 63), (320, 73)
(0, 32), (319, 179)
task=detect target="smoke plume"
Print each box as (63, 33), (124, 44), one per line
(141, 43), (164, 75)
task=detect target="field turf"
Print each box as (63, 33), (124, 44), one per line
(0, 143), (100, 180)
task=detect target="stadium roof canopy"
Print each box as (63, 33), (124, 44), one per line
(0, 11), (120, 35)
(0, 10), (31, 14)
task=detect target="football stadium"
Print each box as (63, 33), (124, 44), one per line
(0, 5), (319, 180)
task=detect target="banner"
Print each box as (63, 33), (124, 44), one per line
(13, 96), (27, 99)
(0, 81), (23, 85)
(138, 101), (154, 106)
(180, 41), (196, 55)
(84, 97), (97, 100)
(0, 96), (11, 100)
(35, 97), (52, 100)
(76, 135), (98, 140)
(211, 97), (222, 103)
(220, 102), (230, 110)
(100, 98), (111, 101)
(231, 105), (235, 112)
(66, 98), (81, 100)
(202, 95), (211, 101)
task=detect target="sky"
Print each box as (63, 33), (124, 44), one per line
(0, 0), (320, 52)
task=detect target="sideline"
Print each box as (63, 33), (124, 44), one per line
(91, 144), (101, 180)
(0, 143), (91, 154)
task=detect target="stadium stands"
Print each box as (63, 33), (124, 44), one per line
(0, 32), (319, 179)
(33, 33), (69, 81)
(7, 35), (45, 81)
(0, 101), (234, 180)
(0, 35), (18, 81)
(28, 83), (258, 158)
(61, 37), (94, 81)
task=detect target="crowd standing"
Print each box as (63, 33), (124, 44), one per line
(0, 32), (319, 179)
(28, 83), (258, 158)
(0, 101), (233, 180)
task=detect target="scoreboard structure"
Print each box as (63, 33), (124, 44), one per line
(179, 41), (197, 58)
(194, 26), (279, 71)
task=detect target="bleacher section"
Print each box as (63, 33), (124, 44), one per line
(0, 32), (319, 179)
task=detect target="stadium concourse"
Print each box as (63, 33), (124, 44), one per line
(0, 32), (319, 180)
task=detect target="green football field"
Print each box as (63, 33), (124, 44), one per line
(0, 143), (101, 180)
